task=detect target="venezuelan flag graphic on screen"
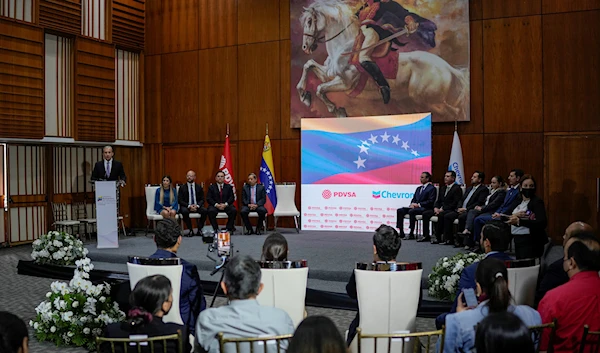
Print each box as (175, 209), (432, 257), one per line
(301, 114), (431, 185)
(259, 135), (277, 214)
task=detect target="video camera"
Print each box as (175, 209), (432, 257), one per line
(204, 228), (234, 276)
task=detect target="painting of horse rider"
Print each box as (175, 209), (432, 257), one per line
(290, 0), (470, 128)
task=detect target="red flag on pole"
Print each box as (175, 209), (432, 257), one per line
(219, 134), (238, 208)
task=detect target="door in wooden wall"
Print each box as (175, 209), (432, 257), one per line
(546, 136), (600, 242)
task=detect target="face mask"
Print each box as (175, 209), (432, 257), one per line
(521, 188), (536, 198)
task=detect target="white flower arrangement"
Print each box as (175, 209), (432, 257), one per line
(31, 231), (88, 266)
(30, 256), (125, 350)
(427, 252), (485, 301)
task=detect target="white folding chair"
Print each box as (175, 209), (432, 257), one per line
(273, 183), (300, 233)
(145, 185), (164, 236)
(506, 259), (540, 307)
(256, 267), (309, 328)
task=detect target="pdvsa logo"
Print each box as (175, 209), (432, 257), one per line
(322, 190), (332, 199)
(323, 190), (357, 198)
(372, 190), (414, 199)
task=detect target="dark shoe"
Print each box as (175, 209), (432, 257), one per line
(417, 236), (431, 243)
(256, 228), (263, 235)
(244, 229), (253, 235)
(443, 240), (454, 245)
(430, 238), (440, 244)
(453, 241), (462, 248)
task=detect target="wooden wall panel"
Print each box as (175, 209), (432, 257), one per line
(237, 0), (280, 44)
(470, 0), (483, 21)
(144, 54), (161, 143)
(279, 40), (299, 140)
(431, 134), (485, 185)
(145, 0), (198, 55)
(39, 0), (82, 35)
(142, 143), (163, 185)
(199, 0), (237, 49)
(542, 0), (600, 13)
(483, 16), (542, 133)
(238, 41), (281, 141)
(546, 135), (600, 242)
(160, 51), (199, 143)
(75, 38), (115, 142)
(543, 11), (600, 132)
(0, 20), (44, 139)
(198, 46), (238, 142)
(118, 147), (144, 227)
(433, 21), (484, 135)
(112, 0), (145, 50)
(483, 133), (544, 192)
(482, 0), (541, 19)
(238, 140), (279, 186)
(279, 0), (289, 40)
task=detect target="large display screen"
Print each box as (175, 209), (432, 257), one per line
(301, 113), (432, 232)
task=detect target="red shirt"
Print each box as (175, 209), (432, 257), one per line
(538, 271), (600, 352)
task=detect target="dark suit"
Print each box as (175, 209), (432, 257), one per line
(443, 185), (489, 244)
(435, 251), (513, 329)
(206, 183), (237, 231)
(534, 257), (568, 308)
(178, 183), (207, 235)
(91, 159), (126, 182)
(507, 195), (548, 259)
(240, 183), (267, 232)
(149, 249), (206, 335)
(421, 184), (462, 242)
(473, 187), (521, 243)
(395, 183), (436, 236)
(463, 189), (506, 246)
(103, 316), (191, 353)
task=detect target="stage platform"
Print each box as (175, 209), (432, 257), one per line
(86, 228), (464, 295)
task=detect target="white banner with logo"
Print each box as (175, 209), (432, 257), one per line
(95, 181), (119, 248)
(301, 185), (420, 232)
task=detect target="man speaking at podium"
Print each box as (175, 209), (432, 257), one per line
(91, 145), (127, 184)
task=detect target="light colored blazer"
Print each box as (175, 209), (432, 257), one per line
(194, 299), (295, 353)
(443, 300), (541, 353)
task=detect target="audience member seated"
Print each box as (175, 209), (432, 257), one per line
(444, 171), (489, 247)
(261, 232), (289, 261)
(420, 171), (462, 244)
(102, 275), (191, 353)
(443, 258), (541, 352)
(288, 316), (346, 353)
(149, 219), (206, 335)
(206, 171), (237, 232)
(194, 255), (295, 353)
(505, 175), (548, 259)
(436, 221), (512, 329)
(0, 311), (29, 353)
(534, 221), (594, 307)
(474, 312), (535, 353)
(463, 175), (506, 249)
(537, 233), (600, 353)
(240, 173), (267, 235)
(472, 169), (524, 245)
(346, 224), (402, 346)
(178, 170), (207, 237)
(396, 171), (436, 240)
(155, 175), (179, 219)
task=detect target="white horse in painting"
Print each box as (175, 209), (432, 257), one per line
(297, 0), (469, 119)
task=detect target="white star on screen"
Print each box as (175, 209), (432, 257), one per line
(401, 141), (410, 150)
(360, 140), (371, 146)
(354, 156), (366, 169)
(380, 131), (390, 142)
(357, 144), (369, 155)
(411, 149), (419, 157)
(368, 134), (378, 144)
(392, 135), (401, 145)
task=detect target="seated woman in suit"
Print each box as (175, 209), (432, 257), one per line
(102, 275), (190, 353)
(261, 232), (289, 261)
(155, 175), (178, 219)
(462, 175), (507, 248)
(506, 174), (548, 259)
(443, 258), (541, 352)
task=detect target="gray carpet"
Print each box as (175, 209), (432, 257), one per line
(87, 228), (464, 292)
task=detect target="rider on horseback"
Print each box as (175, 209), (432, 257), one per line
(353, 0), (437, 104)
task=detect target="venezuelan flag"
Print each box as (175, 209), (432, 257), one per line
(259, 135), (277, 214)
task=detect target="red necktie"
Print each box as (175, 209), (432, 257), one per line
(219, 184), (223, 202)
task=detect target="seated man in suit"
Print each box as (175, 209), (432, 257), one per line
(195, 255), (295, 353)
(396, 171), (436, 240)
(472, 169), (524, 244)
(240, 173), (267, 235)
(149, 219), (206, 336)
(443, 171), (489, 247)
(346, 224), (402, 346)
(534, 221), (594, 307)
(206, 171), (237, 232)
(420, 171), (462, 244)
(435, 220), (512, 329)
(178, 170), (207, 237)
(91, 145), (126, 184)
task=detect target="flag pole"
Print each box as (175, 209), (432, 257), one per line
(454, 119), (457, 132)
(266, 123), (269, 136)
(226, 123), (229, 136)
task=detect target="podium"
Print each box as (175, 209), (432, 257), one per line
(94, 181), (119, 248)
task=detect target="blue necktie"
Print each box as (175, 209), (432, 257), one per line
(190, 184), (195, 205)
